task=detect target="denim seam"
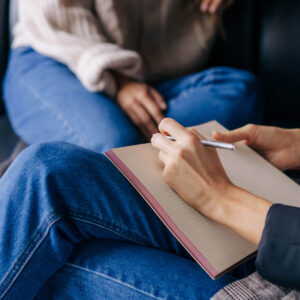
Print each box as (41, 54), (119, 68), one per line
(67, 212), (147, 244)
(0, 210), (150, 298)
(0, 212), (60, 298)
(64, 206), (149, 244)
(16, 75), (86, 147)
(64, 263), (164, 300)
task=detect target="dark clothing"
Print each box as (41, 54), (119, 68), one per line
(256, 204), (300, 289)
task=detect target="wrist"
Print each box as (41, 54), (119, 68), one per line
(113, 73), (133, 90)
(202, 184), (272, 245)
(291, 129), (300, 169)
(197, 183), (237, 223)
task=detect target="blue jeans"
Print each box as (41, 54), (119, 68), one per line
(3, 47), (264, 152)
(0, 143), (255, 299)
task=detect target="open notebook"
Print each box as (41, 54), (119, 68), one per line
(105, 121), (300, 279)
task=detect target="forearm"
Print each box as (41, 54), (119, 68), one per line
(205, 185), (300, 289)
(206, 185), (272, 245)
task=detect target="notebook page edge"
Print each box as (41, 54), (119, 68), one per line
(105, 149), (220, 278)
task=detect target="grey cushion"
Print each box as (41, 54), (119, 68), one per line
(0, 140), (27, 177)
(0, 116), (18, 160)
(0, 116), (26, 177)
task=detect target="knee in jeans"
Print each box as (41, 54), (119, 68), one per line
(16, 142), (85, 178)
(7, 142), (109, 213)
(17, 142), (110, 181)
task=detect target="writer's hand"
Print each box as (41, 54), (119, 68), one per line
(151, 118), (232, 220)
(213, 125), (300, 171)
(116, 77), (167, 141)
(200, 0), (234, 14)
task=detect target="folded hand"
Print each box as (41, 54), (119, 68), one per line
(116, 77), (167, 141)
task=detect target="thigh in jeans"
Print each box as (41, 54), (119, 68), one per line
(3, 47), (142, 152)
(157, 67), (264, 130)
(36, 240), (238, 300)
(0, 142), (188, 299)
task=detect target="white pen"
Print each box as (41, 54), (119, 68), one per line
(165, 135), (235, 151)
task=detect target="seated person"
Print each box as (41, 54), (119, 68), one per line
(0, 118), (299, 299)
(3, 0), (263, 152)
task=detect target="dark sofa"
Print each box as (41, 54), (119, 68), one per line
(213, 0), (300, 128)
(0, 0), (300, 162)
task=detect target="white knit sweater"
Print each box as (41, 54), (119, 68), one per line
(13, 0), (217, 97)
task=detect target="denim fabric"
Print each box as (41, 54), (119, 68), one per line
(3, 47), (264, 152)
(0, 143), (255, 299)
(36, 240), (236, 300)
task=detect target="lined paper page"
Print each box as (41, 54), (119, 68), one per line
(110, 121), (300, 275)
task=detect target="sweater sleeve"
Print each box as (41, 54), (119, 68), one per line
(256, 204), (300, 289)
(13, 0), (144, 97)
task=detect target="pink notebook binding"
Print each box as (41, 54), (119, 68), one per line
(106, 149), (220, 278)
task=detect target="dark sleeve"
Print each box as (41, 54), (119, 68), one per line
(256, 204), (300, 289)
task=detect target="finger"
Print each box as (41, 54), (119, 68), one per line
(140, 94), (165, 125)
(212, 125), (256, 143)
(150, 88), (167, 111)
(189, 128), (206, 141)
(158, 118), (190, 141)
(133, 102), (159, 136)
(190, 129), (220, 158)
(201, 0), (212, 12)
(151, 133), (174, 153)
(126, 108), (152, 139)
(158, 150), (169, 165)
(209, 0), (223, 13)
(189, 129), (216, 154)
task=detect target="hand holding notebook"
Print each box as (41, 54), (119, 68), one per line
(105, 119), (300, 278)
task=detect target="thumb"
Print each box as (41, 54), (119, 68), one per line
(212, 125), (256, 144)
